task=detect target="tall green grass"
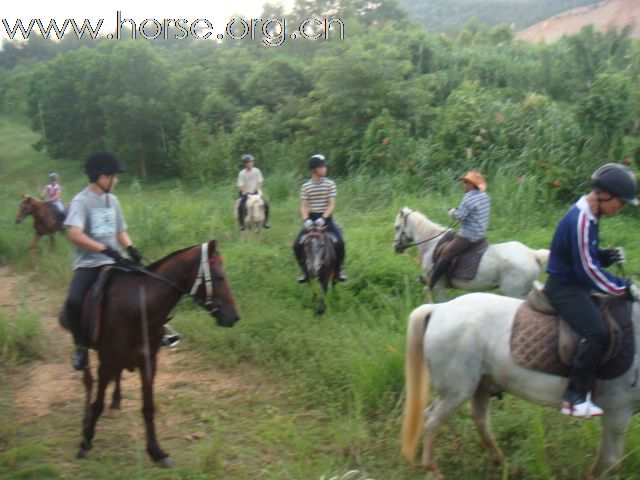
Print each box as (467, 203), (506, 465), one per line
(4, 117), (640, 477)
(0, 309), (42, 368)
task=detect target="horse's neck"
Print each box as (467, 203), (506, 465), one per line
(410, 213), (444, 244)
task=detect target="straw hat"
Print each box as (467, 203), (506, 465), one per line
(459, 171), (487, 192)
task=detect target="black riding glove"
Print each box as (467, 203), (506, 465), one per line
(102, 246), (135, 269)
(126, 245), (144, 265)
(599, 248), (623, 268)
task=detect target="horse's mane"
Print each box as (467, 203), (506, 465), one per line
(23, 195), (45, 205)
(408, 209), (446, 233)
(146, 245), (198, 271)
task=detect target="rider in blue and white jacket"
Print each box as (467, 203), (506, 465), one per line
(545, 163), (640, 418)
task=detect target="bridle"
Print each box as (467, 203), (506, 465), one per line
(189, 243), (224, 314)
(125, 243), (225, 315)
(395, 211), (458, 251)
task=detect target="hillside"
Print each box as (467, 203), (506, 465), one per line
(517, 0), (640, 43)
(397, 0), (600, 33)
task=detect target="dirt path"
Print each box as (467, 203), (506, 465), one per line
(0, 265), (322, 479)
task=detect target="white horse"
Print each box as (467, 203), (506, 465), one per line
(235, 193), (266, 232)
(393, 207), (549, 299)
(401, 293), (640, 479)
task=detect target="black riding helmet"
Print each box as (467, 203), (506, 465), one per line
(591, 163), (639, 206)
(308, 154), (326, 170)
(85, 151), (125, 182)
(242, 154), (255, 164)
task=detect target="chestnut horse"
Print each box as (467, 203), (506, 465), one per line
(72, 240), (239, 467)
(15, 195), (64, 252)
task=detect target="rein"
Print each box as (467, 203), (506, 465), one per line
(401, 212), (459, 249)
(123, 243), (223, 314)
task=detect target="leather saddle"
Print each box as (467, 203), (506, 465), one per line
(511, 282), (634, 379)
(82, 267), (115, 347)
(432, 231), (488, 282)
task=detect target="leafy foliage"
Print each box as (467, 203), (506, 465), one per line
(0, 0), (637, 199)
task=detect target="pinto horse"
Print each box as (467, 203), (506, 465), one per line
(15, 195), (64, 252)
(235, 193), (266, 233)
(72, 240), (239, 466)
(301, 226), (337, 316)
(401, 293), (640, 478)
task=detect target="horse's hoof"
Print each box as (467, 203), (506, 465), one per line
(76, 449), (89, 459)
(155, 457), (173, 468)
(106, 408), (120, 419)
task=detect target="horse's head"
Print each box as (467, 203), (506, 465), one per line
(15, 195), (35, 224)
(394, 207), (414, 253)
(192, 240), (240, 328)
(303, 230), (329, 279)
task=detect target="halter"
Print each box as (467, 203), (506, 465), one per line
(189, 243), (222, 313)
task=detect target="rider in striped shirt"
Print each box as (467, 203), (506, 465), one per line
(429, 171), (490, 290)
(545, 163), (640, 418)
(293, 154), (347, 282)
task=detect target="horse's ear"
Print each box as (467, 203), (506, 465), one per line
(400, 206), (411, 216)
(207, 240), (217, 257)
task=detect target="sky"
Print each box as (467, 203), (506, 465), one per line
(0, 0), (296, 41)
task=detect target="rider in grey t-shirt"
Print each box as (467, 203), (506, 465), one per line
(65, 188), (128, 269)
(62, 152), (143, 371)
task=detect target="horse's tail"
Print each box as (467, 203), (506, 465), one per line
(401, 303), (434, 464)
(533, 248), (550, 268)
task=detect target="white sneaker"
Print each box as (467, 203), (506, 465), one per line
(561, 393), (603, 418)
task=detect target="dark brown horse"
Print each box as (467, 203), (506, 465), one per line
(72, 240), (239, 467)
(15, 195), (64, 252)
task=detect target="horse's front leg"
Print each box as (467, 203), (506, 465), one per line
(78, 363), (110, 458)
(140, 353), (171, 467)
(29, 234), (41, 257)
(589, 409), (632, 478)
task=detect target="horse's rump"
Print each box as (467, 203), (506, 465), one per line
(511, 289), (634, 379)
(432, 231), (488, 281)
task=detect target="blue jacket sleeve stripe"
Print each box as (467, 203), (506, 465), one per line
(577, 211), (626, 295)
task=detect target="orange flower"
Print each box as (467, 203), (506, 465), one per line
(551, 179), (560, 188)
(382, 138), (390, 145)
(623, 157), (632, 165)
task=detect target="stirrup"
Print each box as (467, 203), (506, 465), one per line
(297, 273), (308, 283)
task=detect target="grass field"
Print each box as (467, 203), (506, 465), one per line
(2, 115), (640, 479)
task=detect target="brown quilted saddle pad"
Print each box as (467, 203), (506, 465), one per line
(510, 286), (634, 379)
(432, 231), (488, 281)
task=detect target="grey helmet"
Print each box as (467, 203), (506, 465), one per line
(591, 163), (639, 206)
(242, 154), (255, 164)
(49, 172), (58, 181)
